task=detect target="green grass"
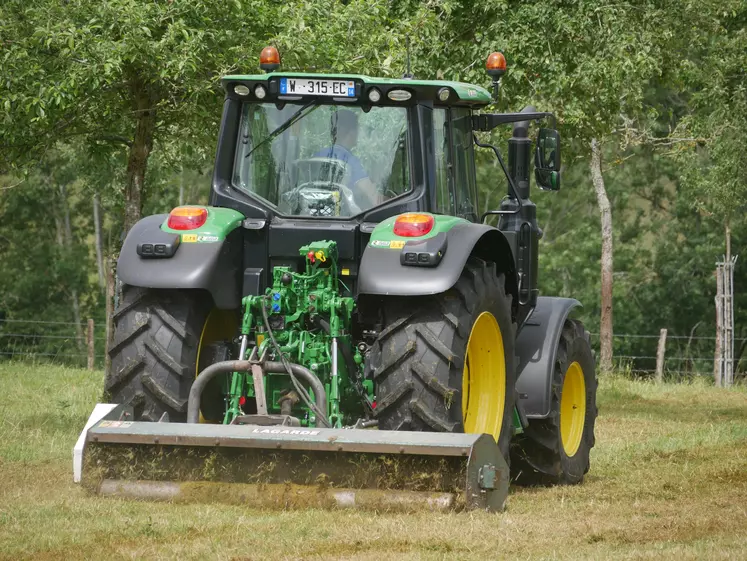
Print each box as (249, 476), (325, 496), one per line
(0, 363), (746, 560)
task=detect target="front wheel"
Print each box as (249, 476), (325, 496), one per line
(367, 258), (517, 460)
(511, 318), (598, 484)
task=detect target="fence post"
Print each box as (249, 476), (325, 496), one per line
(87, 318), (95, 370)
(714, 265), (724, 387)
(655, 328), (667, 383)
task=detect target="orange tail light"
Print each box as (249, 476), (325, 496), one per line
(393, 213), (435, 237)
(167, 206), (208, 230)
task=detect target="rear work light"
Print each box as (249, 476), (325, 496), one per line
(167, 206), (208, 230)
(393, 213), (435, 237)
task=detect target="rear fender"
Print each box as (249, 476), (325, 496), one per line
(117, 211), (244, 309)
(358, 221), (518, 308)
(514, 296), (581, 418)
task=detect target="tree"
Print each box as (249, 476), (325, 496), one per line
(672, 2), (747, 254)
(410, 1), (672, 371)
(1, 0), (277, 233)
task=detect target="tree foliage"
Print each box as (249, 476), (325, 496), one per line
(1, 0), (745, 375)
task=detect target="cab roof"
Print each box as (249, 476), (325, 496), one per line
(221, 72), (493, 107)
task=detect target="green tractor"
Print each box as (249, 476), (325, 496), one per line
(75, 48), (597, 512)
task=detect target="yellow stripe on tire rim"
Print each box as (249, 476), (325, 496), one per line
(462, 312), (506, 441)
(196, 309), (237, 423)
(560, 361), (586, 456)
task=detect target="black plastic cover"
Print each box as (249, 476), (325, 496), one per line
(400, 232), (447, 267)
(118, 215), (242, 309)
(358, 223), (515, 297)
(135, 224), (180, 259)
(514, 296), (580, 418)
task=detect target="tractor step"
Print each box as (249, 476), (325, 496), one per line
(75, 404), (508, 512)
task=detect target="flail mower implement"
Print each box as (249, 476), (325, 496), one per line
(76, 47), (597, 512)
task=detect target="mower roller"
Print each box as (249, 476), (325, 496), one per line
(76, 47), (597, 512)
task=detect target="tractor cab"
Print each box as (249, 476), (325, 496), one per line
(215, 67), (493, 225)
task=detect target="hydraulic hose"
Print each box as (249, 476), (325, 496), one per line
(260, 297), (332, 427)
(187, 360), (327, 424)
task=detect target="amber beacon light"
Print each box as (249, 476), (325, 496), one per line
(486, 51), (507, 99)
(260, 46), (281, 72)
(486, 51), (507, 78)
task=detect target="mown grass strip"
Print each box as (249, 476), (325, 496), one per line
(0, 363), (745, 560)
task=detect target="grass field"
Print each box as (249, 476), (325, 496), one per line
(0, 363), (745, 560)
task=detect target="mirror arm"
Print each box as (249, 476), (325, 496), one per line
(473, 134), (523, 222)
(472, 112), (555, 132)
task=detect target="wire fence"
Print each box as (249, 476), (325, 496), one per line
(0, 318), (107, 369)
(1, 318), (743, 381)
(588, 332), (746, 380)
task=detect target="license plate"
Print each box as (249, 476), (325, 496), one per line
(280, 78), (355, 97)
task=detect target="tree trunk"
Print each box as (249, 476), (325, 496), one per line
(590, 138), (614, 373)
(123, 88), (157, 235)
(179, 166), (184, 206)
(59, 183), (84, 351)
(93, 193), (105, 290)
(725, 221), (731, 262)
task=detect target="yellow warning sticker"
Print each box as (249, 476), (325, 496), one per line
(182, 234), (198, 243)
(390, 240), (405, 249)
(341, 268), (350, 276)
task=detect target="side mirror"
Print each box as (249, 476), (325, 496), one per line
(535, 128), (561, 191)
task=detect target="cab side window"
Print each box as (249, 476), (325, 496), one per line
(451, 108), (478, 221)
(433, 107), (478, 220)
(433, 108), (454, 215)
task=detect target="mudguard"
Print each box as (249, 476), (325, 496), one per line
(358, 222), (517, 298)
(514, 296), (581, 418)
(117, 213), (244, 309)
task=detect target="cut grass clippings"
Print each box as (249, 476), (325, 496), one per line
(0, 362), (745, 560)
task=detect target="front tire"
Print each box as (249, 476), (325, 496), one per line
(367, 259), (516, 460)
(511, 319), (598, 484)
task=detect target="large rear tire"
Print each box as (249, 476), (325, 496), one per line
(511, 318), (598, 484)
(367, 259), (516, 460)
(105, 286), (212, 422)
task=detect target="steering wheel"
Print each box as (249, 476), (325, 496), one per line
(281, 181), (363, 217)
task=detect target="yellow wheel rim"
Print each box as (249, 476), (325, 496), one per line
(196, 309), (237, 423)
(560, 361), (586, 456)
(461, 312), (506, 441)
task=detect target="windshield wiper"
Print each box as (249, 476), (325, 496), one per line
(244, 100), (318, 159)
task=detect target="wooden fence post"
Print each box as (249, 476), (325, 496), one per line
(714, 266), (724, 387)
(87, 318), (95, 370)
(655, 328), (667, 383)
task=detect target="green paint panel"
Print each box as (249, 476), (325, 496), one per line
(222, 72), (492, 105)
(368, 213), (468, 246)
(512, 408), (524, 435)
(160, 206), (244, 241)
